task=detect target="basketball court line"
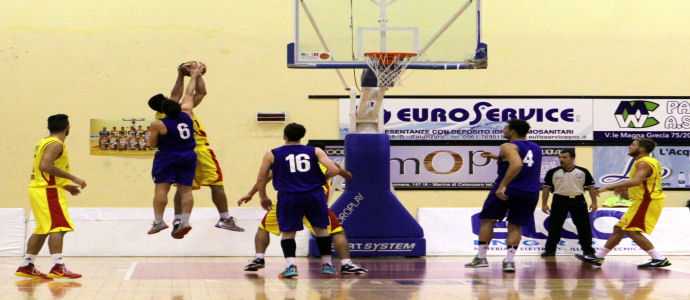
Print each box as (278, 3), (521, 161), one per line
(123, 261), (138, 280)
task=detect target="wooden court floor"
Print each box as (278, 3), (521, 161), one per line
(2, 256), (689, 300)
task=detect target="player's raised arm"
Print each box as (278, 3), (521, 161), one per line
(40, 142), (86, 188)
(496, 143), (523, 200)
(169, 63), (186, 102)
(193, 64), (207, 107)
(180, 63), (201, 115)
(314, 148), (339, 177)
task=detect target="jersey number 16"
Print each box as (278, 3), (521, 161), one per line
(286, 154), (311, 173)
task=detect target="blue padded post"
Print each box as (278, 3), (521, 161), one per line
(309, 134), (425, 257)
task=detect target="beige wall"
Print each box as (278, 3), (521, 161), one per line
(1, 1), (689, 214)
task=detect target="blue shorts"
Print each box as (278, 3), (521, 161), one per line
(152, 151), (197, 186)
(479, 189), (539, 226)
(276, 189), (329, 233)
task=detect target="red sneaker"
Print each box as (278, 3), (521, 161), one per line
(15, 263), (51, 280)
(48, 264), (82, 279)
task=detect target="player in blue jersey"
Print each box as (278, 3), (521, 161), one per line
(465, 119), (542, 273)
(251, 123), (342, 278)
(146, 62), (203, 239)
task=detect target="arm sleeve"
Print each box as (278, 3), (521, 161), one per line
(581, 167), (595, 187)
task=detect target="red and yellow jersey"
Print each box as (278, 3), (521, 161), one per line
(29, 137), (70, 188)
(627, 156), (665, 202)
(319, 163), (333, 201)
(155, 112), (210, 148)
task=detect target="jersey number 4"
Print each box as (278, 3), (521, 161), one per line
(523, 150), (535, 167)
(286, 154), (311, 173)
(177, 123), (191, 139)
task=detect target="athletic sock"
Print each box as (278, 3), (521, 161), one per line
(255, 253), (265, 259)
(477, 241), (489, 259)
(286, 257), (296, 267)
(219, 212), (230, 219)
(596, 247), (611, 258)
(51, 253), (64, 265)
(20, 254), (35, 267)
(174, 214), (182, 221)
(281, 239), (297, 267)
(181, 213), (191, 226)
(341, 258), (353, 266)
(316, 236), (333, 264)
(505, 245), (518, 263)
(647, 248), (666, 260)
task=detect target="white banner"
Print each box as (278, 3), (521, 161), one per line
(339, 97), (593, 140)
(0, 208), (25, 256)
(26, 208), (310, 257)
(419, 207), (690, 256)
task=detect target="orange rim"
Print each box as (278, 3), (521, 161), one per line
(364, 52), (417, 65)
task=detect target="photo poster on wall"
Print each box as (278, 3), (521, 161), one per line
(90, 118), (154, 157)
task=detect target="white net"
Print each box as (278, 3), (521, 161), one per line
(364, 52), (417, 88)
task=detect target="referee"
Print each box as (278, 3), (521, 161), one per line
(541, 149), (598, 257)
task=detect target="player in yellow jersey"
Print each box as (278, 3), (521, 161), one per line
(237, 162), (368, 275)
(163, 61), (243, 232)
(577, 138), (671, 268)
(15, 114), (87, 280)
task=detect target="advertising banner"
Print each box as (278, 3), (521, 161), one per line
(322, 144), (570, 190)
(593, 146), (690, 189)
(339, 98), (593, 140)
(592, 99), (690, 142)
(419, 207), (690, 255)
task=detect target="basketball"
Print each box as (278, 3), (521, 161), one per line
(179, 61), (207, 76)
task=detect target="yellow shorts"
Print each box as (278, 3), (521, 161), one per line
(259, 207), (344, 236)
(192, 146), (224, 189)
(28, 187), (75, 235)
(616, 196), (664, 234)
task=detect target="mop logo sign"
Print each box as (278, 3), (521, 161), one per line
(383, 101), (576, 125)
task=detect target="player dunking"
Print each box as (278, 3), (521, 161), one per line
(577, 138), (671, 268)
(16, 114), (86, 279)
(238, 163), (368, 275)
(146, 62), (202, 238)
(252, 123), (341, 278)
(465, 119), (542, 273)
(166, 61), (243, 232)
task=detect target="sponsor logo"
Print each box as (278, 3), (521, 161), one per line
(338, 193), (364, 222)
(599, 155), (671, 184)
(349, 242), (417, 252)
(390, 150), (491, 175)
(384, 101), (576, 125)
(614, 101), (660, 128)
(471, 210), (626, 241)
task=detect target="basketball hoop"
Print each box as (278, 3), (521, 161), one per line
(363, 52), (417, 88)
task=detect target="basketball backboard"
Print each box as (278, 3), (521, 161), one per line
(288, 0), (487, 70)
